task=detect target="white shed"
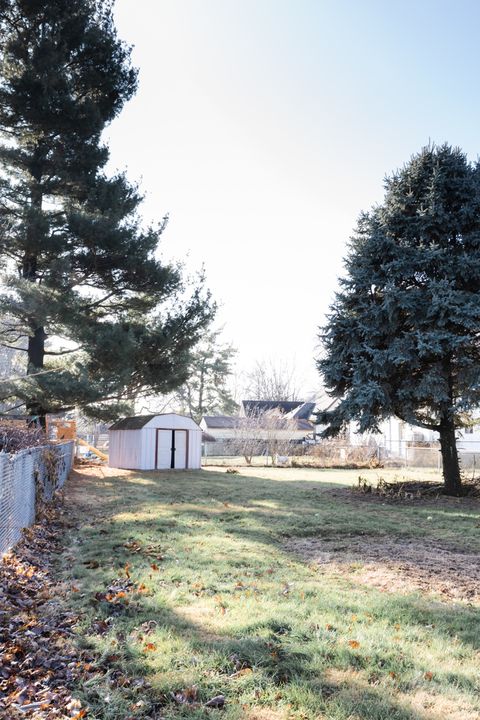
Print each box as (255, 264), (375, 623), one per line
(108, 414), (202, 470)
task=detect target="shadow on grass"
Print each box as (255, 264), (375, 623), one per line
(64, 467), (480, 719)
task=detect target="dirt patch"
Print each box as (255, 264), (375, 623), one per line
(66, 465), (135, 513)
(286, 535), (480, 602)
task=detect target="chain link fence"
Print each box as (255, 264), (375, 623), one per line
(0, 441), (74, 556)
(202, 439), (480, 472)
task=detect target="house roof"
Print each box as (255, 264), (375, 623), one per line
(202, 431), (217, 442)
(202, 415), (242, 429)
(285, 402), (316, 420)
(202, 414), (312, 433)
(242, 400), (303, 416)
(295, 419), (314, 431)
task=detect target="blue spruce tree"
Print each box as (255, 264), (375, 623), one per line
(318, 144), (480, 496)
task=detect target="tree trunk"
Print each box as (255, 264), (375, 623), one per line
(26, 327), (47, 427)
(24, 175), (48, 426)
(439, 420), (462, 496)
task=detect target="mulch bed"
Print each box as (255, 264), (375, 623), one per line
(353, 477), (480, 500)
(0, 500), (90, 719)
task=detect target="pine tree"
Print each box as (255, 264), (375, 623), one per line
(171, 328), (238, 423)
(0, 0), (214, 422)
(318, 144), (480, 496)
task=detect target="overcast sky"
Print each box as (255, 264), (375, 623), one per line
(106, 0), (480, 396)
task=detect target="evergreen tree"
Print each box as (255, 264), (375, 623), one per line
(318, 144), (480, 496)
(171, 328), (237, 423)
(0, 0), (214, 422)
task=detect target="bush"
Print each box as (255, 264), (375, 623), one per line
(291, 440), (382, 468)
(0, 421), (46, 453)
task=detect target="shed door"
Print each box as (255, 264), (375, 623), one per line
(157, 430), (173, 469)
(156, 429), (188, 469)
(174, 430), (187, 469)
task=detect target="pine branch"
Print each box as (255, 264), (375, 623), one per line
(44, 347), (82, 356)
(0, 343), (28, 352)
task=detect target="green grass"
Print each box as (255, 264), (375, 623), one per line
(59, 466), (480, 720)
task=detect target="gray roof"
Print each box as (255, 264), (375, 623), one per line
(109, 415), (158, 430)
(289, 402), (316, 420)
(202, 431), (217, 442)
(202, 415), (242, 429)
(242, 400), (303, 416)
(242, 400), (315, 419)
(295, 419), (314, 431)
(202, 414), (312, 433)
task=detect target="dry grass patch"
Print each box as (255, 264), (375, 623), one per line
(285, 535), (480, 602)
(404, 690), (480, 720)
(244, 707), (290, 720)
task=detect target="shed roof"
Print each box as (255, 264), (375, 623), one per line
(109, 415), (157, 430)
(109, 413), (201, 431)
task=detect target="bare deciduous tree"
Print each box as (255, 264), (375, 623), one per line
(232, 410), (299, 466)
(243, 359), (302, 402)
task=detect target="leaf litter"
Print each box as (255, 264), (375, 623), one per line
(0, 504), (91, 719)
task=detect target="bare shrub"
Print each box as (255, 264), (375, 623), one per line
(231, 411), (300, 466)
(291, 439), (382, 468)
(0, 420), (46, 453)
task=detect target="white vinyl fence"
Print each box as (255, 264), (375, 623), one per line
(0, 441), (74, 556)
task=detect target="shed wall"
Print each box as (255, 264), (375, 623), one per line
(188, 430), (202, 469)
(109, 429), (145, 469)
(142, 429), (156, 470)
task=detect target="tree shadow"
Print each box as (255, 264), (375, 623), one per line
(63, 466), (480, 719)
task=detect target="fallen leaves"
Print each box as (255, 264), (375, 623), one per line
(82, 560), (100, 569)
(0, 505), (89, 720)
(94, 577), (135, 607)
(171, 685), (198, 704)
(123, 540), (164, 561)
(170, 685), (226, 710)
(72, 709), (87, 719)
(205, 694), (225, 708)
(229, 668), (253, 679)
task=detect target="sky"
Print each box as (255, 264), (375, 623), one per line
(106, 0), (480, 397)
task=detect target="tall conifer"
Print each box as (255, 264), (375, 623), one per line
(0, 0), (213, 421)
(319, 144), (480, 495)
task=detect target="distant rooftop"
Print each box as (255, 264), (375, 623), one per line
(202, 415), (242, 429)
(241, 400), (315, 420)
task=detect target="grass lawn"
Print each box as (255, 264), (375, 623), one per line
(59, 465), (480, 720)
